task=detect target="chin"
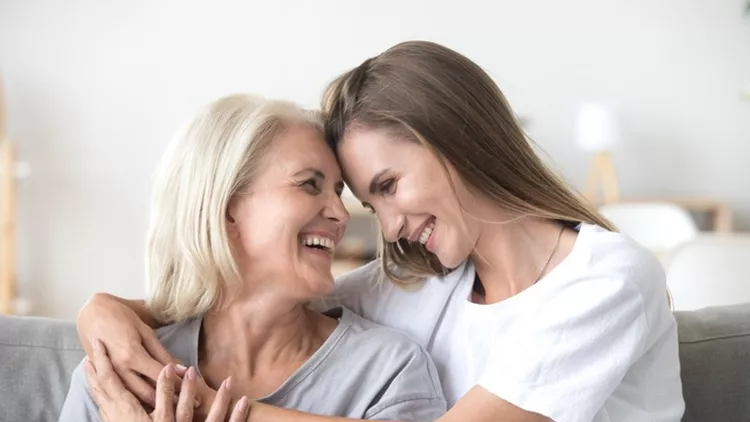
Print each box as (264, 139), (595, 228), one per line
(432, 242), (473, 270)
(307, 272), (336, 296)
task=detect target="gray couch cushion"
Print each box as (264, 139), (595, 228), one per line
(676, 303), (750, 422)
(0, 315), (84, 422)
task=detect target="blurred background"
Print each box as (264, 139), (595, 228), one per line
(1, 0), (749, 320)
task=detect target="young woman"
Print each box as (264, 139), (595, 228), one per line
(78, 41), (684, 421)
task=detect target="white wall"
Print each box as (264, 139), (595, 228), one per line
(1, 0), (749, 319)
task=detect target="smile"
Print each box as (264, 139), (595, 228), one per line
(299, 235), (336, 255)
(418, 218), (435, 245)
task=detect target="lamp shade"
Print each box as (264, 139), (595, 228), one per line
(575, 102), (620, 152)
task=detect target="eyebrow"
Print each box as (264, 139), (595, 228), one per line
(293, 167), (325, 179)
(368, 169), (389, 195)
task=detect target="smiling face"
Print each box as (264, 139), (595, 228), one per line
(338, 127), (481, 269)
(228, 123), (349, 300)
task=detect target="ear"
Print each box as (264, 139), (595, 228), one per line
(225, 199), (240, 237)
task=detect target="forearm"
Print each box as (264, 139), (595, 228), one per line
(108, 294), (162, 329)
(248, 403), (403, 422)
(87, 293), (163, 329)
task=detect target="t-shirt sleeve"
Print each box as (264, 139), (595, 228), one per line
(478, 273), (652, 422)
(364, 342), (447, 421)
(57, 362), (101, 422)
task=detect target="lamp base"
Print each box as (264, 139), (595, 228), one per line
(583, 151), (620, 205)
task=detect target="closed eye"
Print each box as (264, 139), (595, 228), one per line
(379, 178), (396, 195)
(301, 178), (321, 192)
(335, 181), (345, 197)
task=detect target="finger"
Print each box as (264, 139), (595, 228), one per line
(191, 369), (217, 408)
(174, 364), (188, 377)
(92, 339), (128, 393)
(83, 357), (109, 404)
(174, 367), (197, 422)
(128, 343), (170, 384)
(228, 396), (250, 422)
(87, 357), (144, 420)
(152, 364), (176, 421)
(205, 377), (232, 422)
(118, 369), (157, 407)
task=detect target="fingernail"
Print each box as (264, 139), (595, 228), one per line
(93, 339), (102, 352)
(194, 398), (200, 408)
(225, 376), (233, 391)
(238, 396), (249, 413)
(175, 363), (187, 371)
(186, 366), (195, 381)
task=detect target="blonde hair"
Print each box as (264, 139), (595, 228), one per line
(146, 94), (322, 323)
(322, 41), (614, 286)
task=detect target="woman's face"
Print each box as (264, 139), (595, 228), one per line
(338, 127), (480, 269)
(228, 124), (349, 300)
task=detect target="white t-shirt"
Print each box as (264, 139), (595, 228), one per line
(318, 223), (684, 422)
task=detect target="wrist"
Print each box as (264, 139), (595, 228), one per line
(246, 400), (270, 422)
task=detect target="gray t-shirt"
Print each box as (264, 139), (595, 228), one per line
(59, 306), (446, 421)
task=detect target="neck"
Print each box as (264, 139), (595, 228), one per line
(200, 284), (332, 383)
(471, 213), (571, 304)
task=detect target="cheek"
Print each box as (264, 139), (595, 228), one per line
(236, 197), (302, 256)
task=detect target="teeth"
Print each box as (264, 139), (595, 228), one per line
(300, 235), (335, 252)
(418, 220), (435, 245)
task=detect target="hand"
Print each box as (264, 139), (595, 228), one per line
(77, 293), (175, 406)
(85, 339), (251, 422)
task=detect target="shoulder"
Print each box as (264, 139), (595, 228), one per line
(528, 223), (671, 341)
(336, 306), (442, 391)
(576, 224), (668, 317)
(581, 223), (665, 282)
(155, 317), (201, 340)
(331, 307), (446, 418)
(339, 306), (433, 360)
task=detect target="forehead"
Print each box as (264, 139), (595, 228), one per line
(264, 124), (341, 178)
(337, 128), (415, 193)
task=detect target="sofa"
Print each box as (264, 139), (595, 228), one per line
(1, 304), (749, 422)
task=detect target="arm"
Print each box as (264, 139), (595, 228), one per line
(77, 292), (176, 406)
(101, 293), (162, 329)
(246, 392), (548, 422)
(243, 264), (662, 422)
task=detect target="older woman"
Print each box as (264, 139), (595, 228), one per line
(59, 94), (446, 421)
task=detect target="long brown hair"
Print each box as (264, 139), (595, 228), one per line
(322, 41), (614, 285)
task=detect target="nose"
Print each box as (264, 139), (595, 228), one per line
(323, 194), (351, 226)
(377, 208), (405, 243)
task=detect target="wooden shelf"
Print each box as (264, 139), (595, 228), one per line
(604, 197), (733, 233)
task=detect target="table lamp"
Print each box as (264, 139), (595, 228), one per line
(575, 102), (621, 204)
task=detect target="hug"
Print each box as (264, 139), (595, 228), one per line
(57, 40), (684, 422)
